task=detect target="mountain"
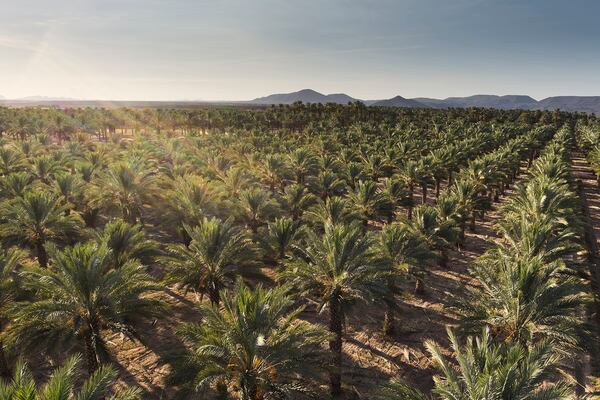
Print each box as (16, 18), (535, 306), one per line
(537, 96), (600, 115)
(250, 89), (357, 104)
(415, 95), (538, 110)
(372, 96), (427, 108)
(14, 96), (79, 101)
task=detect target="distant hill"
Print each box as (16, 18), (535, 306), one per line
(1, 90), (599, 114)
(14, 96), (79, 101)
(371, 96), (427, 108)
(250, 89), (358, 104)
(536, 96), (600, 114)
(415, 95), (538, 110)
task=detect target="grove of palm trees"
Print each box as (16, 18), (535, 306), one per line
(1, 103), (600, 399)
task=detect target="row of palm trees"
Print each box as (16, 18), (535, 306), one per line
(376, 124), (591, 398)
(0, 106), (594, 399)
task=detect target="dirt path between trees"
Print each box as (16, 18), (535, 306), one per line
(570, 151), (600, 394)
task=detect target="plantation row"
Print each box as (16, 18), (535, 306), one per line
(0, 106), (598, 399)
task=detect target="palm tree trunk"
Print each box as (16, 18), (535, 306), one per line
(242, 379), (259, 400)
(439, 250), (448, 268)
(328, 295), (343, 398)
(208, 287), (221, 306)
(407, 205), (413, 220)
(84, 331), (99, 374)
(35, 241), (48, 268)
(469, 212), (476, 232)
(421, 185), (427, 204)
(383, 304), (395, 336)
(414, 278), (425, 295)
(435, 179), (441, 198)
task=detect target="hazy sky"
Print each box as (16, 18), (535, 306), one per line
(1, 0), (599, 101)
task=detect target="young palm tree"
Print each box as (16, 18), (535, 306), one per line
(261, 217), (304, 265)
(234, 188), (278, 234)
(306, 197), (358, 231)
(311, 170), (346, 200)
(4, 242), (163, 374)
(279, 183), (316, 222)
(380, 177), (412, 223)
(0, 191), (81, 268)
(281, 223), (388, 397)
(374, 328), (574, 400)
(0, 354), (141, 400)
(163, 174), (219, 242)
(0, 172), (32, 198)
(96, 219), (159, 269)
(0, 247), (22, 378)
(168, 281), (327, 400)
(163, 217), (260, 305)
(0, 147), (25, 176)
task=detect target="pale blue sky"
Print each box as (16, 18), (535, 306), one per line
(1, 0), (599, 100)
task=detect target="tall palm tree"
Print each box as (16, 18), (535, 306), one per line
(163, 217), (260, 305)
(378, 224), (434, 335)
(402, 205), (456, 293)
(168, 281), (327, 400)
(0, 247), (22, 378)
(0, 354), (141, 400)
(374, 328), (574, 400)
(0, 191), (81, 268)
(281, 223), (388, 397)
(4, 242), (163, 374)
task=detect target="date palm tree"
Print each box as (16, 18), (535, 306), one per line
(0, 191), (81, 268)
(281, 223), (388, 397)
(1, 172), (32, 198)
(163, 217), (260, 305)
(89, 160), (158, 224)
(4, 242), (163, 374)
(96, 219), (159, 269)
(0, 354), (141, 400)
(168, 281), (327, 400)
(0, 247), (22, 378)
(234, 188), (278, 235)
(378, 224), (434, 335)
(374, 328), (573, 400)
(261, 217), (304, 265)
(347, 180), (393, 228)
(455, 254), (588, 351)
(163, 174), (219, 243)
(279, 183), (316, 222)
(402, 205), (456, 293)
